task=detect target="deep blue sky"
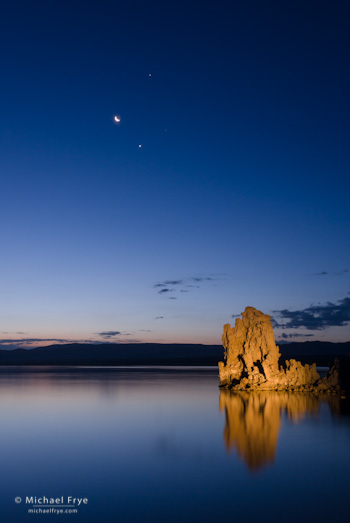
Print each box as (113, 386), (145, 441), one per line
(1, 0), (349, 348)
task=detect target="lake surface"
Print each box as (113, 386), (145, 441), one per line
(1, 367), (349, 523)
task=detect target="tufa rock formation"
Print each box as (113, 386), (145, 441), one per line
(218, 307), (341, 392)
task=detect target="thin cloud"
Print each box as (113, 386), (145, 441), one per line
(96, 331), (135, 340)
(273, 296), (350, 330)
(312, 269), (348, 276)
(154, 274), (226, 298)
(154, 280), (183, 288)
(280, 333), (314, 339)
(0, 338), (72, 344)
(0, 338), (94, 350)
(97, 331), (122, 338)
(0, 336), (140, 349)
(334, 269), (349, 276)
(155, 316), (164, 320)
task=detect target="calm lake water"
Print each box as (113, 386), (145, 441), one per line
(1, 367), (349, 523)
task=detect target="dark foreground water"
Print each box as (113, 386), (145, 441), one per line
(1, 367), (349, 523)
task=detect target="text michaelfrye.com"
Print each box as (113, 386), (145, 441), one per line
(14, 495), (88, 516)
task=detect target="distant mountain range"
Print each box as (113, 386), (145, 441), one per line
(0, 341), (349, 366)
(279, 341), (350, 365)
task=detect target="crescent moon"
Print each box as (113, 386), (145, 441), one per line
(114, 115), (121, 123)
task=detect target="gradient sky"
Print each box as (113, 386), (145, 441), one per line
(1, 0), (349, 348)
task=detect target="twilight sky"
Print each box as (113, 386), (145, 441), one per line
(1, 0), (349, 348)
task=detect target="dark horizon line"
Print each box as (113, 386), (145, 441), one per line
(0, 341), (349, 368)
(1, 339), (350, 352)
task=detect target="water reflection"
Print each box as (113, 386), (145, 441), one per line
(0, 368), (349, 523)
(219, 391), (343, 471)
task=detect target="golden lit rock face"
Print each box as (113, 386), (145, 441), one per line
(219, 307), (340, 392)
(219, 391), (335, 471)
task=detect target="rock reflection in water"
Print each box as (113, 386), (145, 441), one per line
(219, 391), (340, 471)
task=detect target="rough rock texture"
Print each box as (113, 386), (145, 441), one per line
(218, 307), (341, 392)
